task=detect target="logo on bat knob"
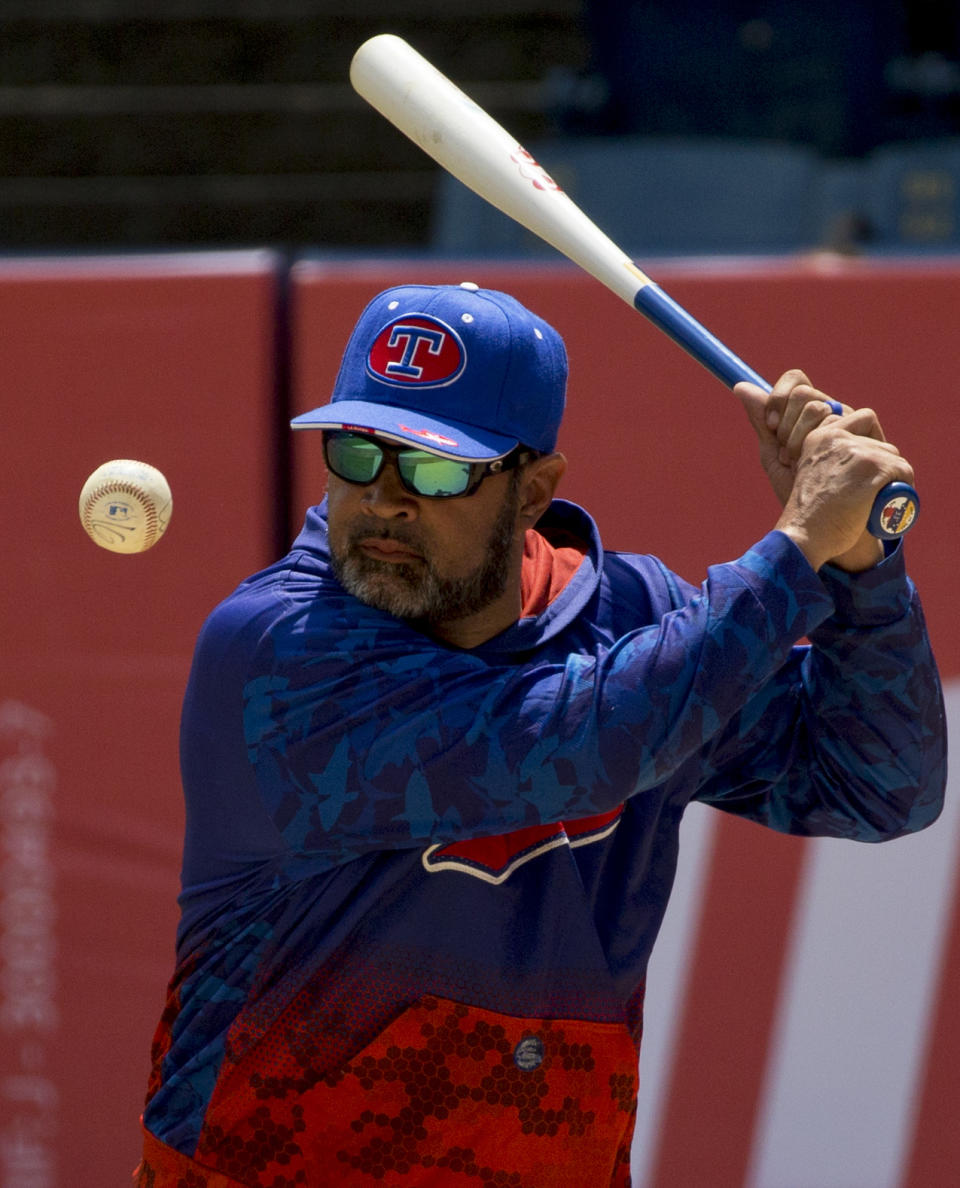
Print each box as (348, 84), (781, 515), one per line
(881, 494), (917, 536)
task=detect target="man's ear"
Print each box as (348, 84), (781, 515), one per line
(518, 452), (567, 527)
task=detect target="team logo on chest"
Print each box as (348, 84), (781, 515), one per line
(367, 314), (466, 387)
(422, 807), (623, 885)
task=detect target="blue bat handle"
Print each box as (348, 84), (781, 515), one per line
(633, 283), (919, 540)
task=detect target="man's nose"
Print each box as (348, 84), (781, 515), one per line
(360, 457), (418, 519)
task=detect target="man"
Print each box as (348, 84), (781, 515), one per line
(138, 283), (946, 1186)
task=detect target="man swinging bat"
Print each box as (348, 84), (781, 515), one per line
(348, 34), (921, 542)
(137, 281), (945, 1186)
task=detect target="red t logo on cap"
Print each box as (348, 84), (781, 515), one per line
(367, 315), (466, 387)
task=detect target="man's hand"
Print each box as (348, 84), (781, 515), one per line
(735, 370), (915, 572)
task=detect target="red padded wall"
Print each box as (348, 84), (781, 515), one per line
(0, 253), (279, 1185)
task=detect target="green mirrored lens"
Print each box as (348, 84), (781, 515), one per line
(397, 452), (471, 496)
(327, 436), (383, 483)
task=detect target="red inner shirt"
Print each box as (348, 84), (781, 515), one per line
(520, 528), (586, 618)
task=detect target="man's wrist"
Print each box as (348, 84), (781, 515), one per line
(773, 519), (884, 575)
(774, 522), (828, 572)
(825, 533), (885, 574)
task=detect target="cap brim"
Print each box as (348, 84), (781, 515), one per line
(290, 400), (518, 461)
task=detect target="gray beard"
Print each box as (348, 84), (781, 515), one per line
(330, 483), (519, 625)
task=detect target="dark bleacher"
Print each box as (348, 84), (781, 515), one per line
(4, 2), (960, 255)
(433, 136), (825, 257)
(433, 133), (960, 258)
(0, 0), (589, 250)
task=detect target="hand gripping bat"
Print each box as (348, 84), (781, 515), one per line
(350, 33), (919, 540)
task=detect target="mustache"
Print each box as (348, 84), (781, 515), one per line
(344, 521), (426, 551)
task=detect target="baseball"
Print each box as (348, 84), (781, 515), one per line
(78, 459), (172, 554)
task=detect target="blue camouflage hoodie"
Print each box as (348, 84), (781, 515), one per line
(139, 497), (946, 1187)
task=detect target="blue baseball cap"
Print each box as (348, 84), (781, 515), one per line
(290, 282), (567, 460)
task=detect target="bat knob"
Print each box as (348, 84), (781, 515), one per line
(868, 481), (920, 540)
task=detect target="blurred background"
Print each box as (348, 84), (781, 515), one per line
(2, 4), (959, 1187)
(2, 0), (960, 256)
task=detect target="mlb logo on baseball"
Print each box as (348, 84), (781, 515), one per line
(367, 315), (466, 386)
(78, 458), (172, 555)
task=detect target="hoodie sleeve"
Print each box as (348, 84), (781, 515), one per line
(233, 528), (943, 867)
(692, 541), (946, 840)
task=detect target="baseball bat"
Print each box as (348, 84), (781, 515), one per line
(350, 33), (919, 541)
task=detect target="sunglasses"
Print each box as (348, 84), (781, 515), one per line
(323, 431), (534, 499)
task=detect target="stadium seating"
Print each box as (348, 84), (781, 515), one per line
(432, 136), (825, 257)
(862, 138), (960, 247)
(432, 133), (960, 257)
